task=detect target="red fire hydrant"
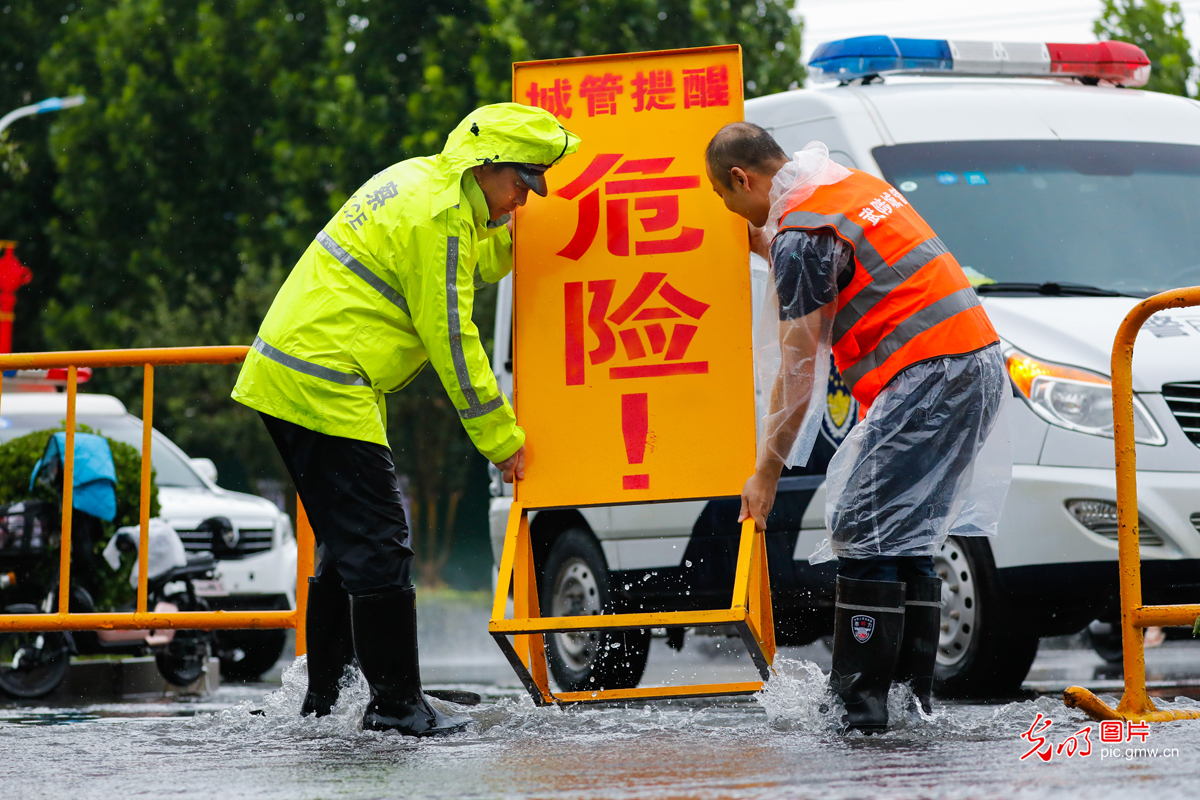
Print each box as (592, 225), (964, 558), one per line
(0, 241), (33, 354)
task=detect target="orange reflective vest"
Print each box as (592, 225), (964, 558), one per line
(776, 169), (999, 409)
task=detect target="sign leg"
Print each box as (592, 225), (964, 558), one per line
(511, 510), (552, 702)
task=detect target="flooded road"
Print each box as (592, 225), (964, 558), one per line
(4, 598), (1200, 799)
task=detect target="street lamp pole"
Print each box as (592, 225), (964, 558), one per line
(0, 95), (86, 136)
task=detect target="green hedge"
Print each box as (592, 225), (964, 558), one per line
(0, 425), (161, 610)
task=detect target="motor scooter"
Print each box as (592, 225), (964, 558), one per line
(0, 431), (219, 697)
(0, 514), (219, 697)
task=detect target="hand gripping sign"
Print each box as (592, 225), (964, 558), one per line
(490, 46), (774, 706)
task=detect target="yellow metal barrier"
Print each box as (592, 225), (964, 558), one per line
(0, 347), (312, 657)
(490, 503), (775, 705)
(1063, 287), (1200, 722)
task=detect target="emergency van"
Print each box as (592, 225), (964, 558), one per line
(0, 386), (296, 680)
(490, 37), (1200, 696)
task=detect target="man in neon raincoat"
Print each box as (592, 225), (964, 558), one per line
(233, 103), (580, 736)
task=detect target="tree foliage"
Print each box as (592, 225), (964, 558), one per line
(0, 2), (77, 353)
(1095, 0), (1196, 96)
(6, 0), (803, 587)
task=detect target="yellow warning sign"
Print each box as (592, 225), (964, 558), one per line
(512, 45), (755, 509)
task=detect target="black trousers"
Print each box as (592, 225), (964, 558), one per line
(837, 556), (937, 583)
(260, 412), (413, 594)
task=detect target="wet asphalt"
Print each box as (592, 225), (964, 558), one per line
(3, 596), (1200, 799)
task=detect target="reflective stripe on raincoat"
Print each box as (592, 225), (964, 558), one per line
(232, 103), (581, 462)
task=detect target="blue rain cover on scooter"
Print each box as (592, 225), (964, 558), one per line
(29, 432), (118, 522)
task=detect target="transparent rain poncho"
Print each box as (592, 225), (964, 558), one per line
(753, 143), (1012, 563)
(753, 143), (852, 470)
(811, 351), (1012, 563)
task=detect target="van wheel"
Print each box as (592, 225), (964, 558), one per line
(541, 529), (650, 692)
(1083, 620), (1125, 664)
(217, 629), (288, 681)
(932, 536), (1039, 698)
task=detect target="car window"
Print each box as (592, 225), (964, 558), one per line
(0, 413), (205, 488)
(871, 140), (1200, 296)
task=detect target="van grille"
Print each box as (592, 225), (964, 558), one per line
(176, 527), (274, 559)
(1162, 382), (1200, 446)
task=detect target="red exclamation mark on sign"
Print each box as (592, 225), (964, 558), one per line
(622, 393), (649, 490)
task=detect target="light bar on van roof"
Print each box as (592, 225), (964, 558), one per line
(808, 36), (1151, 87)
(2, 367), (93, 384)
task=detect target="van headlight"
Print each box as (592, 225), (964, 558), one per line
(1006, 350), (1166, 445)
(275, 514), (294, 544)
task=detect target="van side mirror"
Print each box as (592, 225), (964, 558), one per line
(191, 457), (218, 484)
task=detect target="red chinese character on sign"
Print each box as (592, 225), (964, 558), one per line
(1055, 726), (1093, 758)
(555, 154), (704, 260)
(682, 65), (730, 108)
(1020, 713), (1054, 762)
(524, 78), (574, 119)
(631, 70), (676, 111)
(563, 274), (712, 493)
(563, 272), (710, 385)
(1128, 721), (1151, 743)
(579, 73), (624, 116)
(1099, 720), (1124, 743)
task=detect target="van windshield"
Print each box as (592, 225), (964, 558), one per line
(871, 140), (1200, 297)
(0, 413), (205, 488)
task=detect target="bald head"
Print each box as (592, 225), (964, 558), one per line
(705, 122), (787, 190)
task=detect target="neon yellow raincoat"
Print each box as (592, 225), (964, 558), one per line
(232, 104), (581, 462)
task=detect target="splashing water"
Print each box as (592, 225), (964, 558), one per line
(754, 657), (839, 733)
(195, 655), (375, 739)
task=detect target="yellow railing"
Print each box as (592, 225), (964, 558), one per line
(1063, 288), (1200, 722)
(0, 347), (312, 656)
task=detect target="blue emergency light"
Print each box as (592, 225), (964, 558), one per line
(808, 36), (1151, 87)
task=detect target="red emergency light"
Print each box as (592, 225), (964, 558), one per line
(1046, 41), (1151, 85)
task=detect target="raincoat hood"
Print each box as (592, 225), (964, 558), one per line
(440, 103), (581, 177)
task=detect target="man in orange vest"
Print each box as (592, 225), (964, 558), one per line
(705, 123), (1008, 733)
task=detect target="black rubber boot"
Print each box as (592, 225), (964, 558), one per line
(301, 578), (355, 717)
(894, 576), (943, 716)
(350, 586), (470, 736)
(829, 575), (906, 734)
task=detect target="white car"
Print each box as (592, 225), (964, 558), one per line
(490, 38), (1200, 697)
(0, 391), (297, 680)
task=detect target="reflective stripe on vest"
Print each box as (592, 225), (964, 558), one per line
(839, 286), (979, 387)
(777, 209), (951, 346)
(777, 171), (997, 405)
(445, 236), (506, 420)
(316, 231), (411, 317)
(253, 336), (368, 387)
